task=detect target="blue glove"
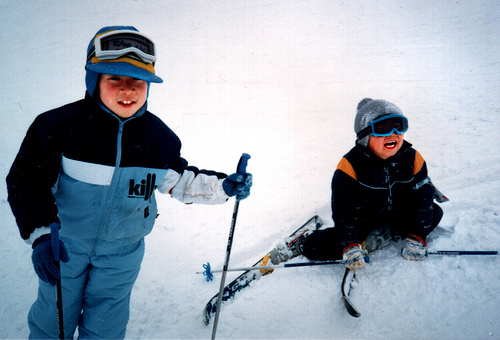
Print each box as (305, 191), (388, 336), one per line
(32, 234), (70, 286)
(223, 173), (253, 200)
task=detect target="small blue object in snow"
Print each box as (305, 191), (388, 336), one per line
(203, 263), (214, 282)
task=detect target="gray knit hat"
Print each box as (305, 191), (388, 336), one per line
(354, 98), (404, 148)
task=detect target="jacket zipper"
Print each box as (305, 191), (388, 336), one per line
(385, 165), (393, 212)
(91, 119), (125, 255)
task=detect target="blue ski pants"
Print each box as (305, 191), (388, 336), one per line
(28, 239), (145, 339)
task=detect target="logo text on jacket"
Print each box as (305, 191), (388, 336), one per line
(128, 173), (156, 200)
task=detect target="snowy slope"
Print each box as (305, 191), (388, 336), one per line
(1, 1), (499, 339)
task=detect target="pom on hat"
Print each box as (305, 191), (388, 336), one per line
(357, 98), (373, 111)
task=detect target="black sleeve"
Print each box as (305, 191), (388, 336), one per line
(331, 169), (363, 249)
(6, 111), (63, 240)
(410, 161), (436, 239)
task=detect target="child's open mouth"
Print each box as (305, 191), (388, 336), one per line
(119, 100), (135, 106)
(385, 141), (398, 149)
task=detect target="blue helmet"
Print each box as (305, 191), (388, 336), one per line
(85, 26), (163, 97)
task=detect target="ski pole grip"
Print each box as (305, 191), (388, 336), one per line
(50, 222), (60, 262)
(236, 153), (251, 175)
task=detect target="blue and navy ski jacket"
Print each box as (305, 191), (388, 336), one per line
(332, 141), (436, 249)
(7, 94), (230, 254)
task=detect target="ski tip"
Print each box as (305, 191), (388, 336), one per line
(343, 297), (361, 318)
(203, 302), (215, 326)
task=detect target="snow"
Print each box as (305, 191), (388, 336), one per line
(0, 0), (499, 339)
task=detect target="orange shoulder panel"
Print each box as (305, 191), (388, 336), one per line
(337, 158), (358, 181)
(414, 150), (425, 175)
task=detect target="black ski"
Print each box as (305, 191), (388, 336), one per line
(203, 215), (323, 325)
(341, 267), (360, 317)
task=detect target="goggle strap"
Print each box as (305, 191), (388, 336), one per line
(86, 46), (96, 62)
(356, 127), (372, 140)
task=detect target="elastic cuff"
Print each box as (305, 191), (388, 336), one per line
(343, 243), (362, 254)
(218, 179), (232, 200)
(25, 226), (51, 246)
(32, 233), (52, 248)
(408, 233), (427, 247)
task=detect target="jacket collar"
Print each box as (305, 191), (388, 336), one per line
(85, 91), (147, 121)
(355, 140), (412, 161)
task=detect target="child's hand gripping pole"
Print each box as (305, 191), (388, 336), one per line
(211, 153), (250, 339)
(50, 223), (65, 339)
(235, 154), (250, 201)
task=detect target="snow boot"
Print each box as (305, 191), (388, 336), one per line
(268, 230), (313, 265)
(363, 226), (392, 254)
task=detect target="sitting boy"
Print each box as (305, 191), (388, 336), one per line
(270, 98), (443, 271)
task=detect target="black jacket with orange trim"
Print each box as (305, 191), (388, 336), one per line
(332, 141), (435, 249)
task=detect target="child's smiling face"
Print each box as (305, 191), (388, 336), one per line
(99, 74), (148, 118)
(368, 133), (404, 160)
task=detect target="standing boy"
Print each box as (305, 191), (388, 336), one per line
(270, 98), (443, 271)
(6, 26), (252, 339)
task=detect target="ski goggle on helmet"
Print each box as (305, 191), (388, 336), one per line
(87, 29), (156, 64)
(356, 114), (409, 140)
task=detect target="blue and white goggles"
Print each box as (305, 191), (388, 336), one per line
(357, 114), (408, 140)
(87, 30), (156, 64)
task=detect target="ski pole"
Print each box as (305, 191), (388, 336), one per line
(211, 153), (250, 340)
(199, 257), (370, 279)
(50, 223), (64, 340)
(426, 250), (497, 256)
